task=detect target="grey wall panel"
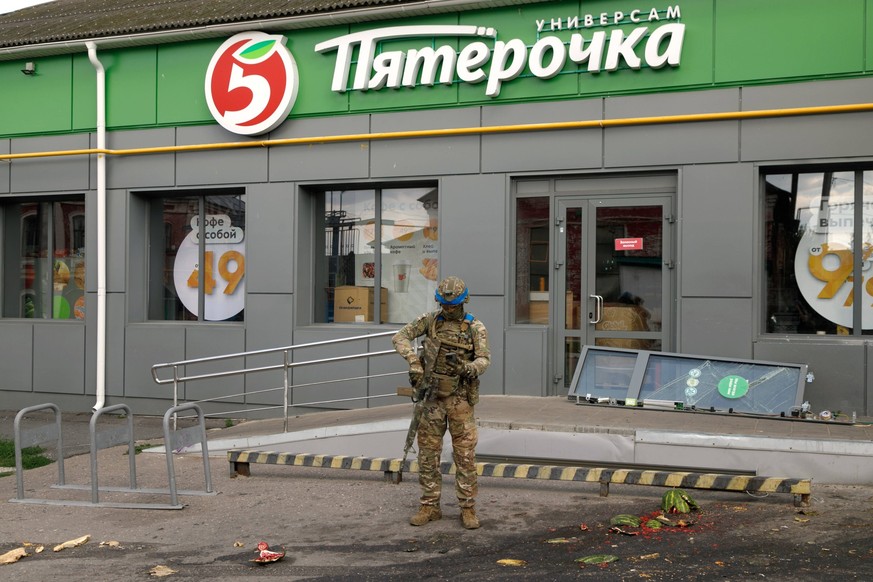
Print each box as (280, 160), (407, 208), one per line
(741, 71), (873, 164)
(742, 77), (873, 110)
(33, 324), (84, 394)
(679, 297), (752, 360)
(607, 88), (740, 118)
(504, 327), (547, 396)
(464, 295), (504, 397)
(294, 189), (315, 326)
(269, 115), (370, 182)
(244, 293), (294, 406)
(604, 89), (740, 168)
(680, 164), (754, 297)
(175, 126), (267, 186)
(0, 324), (33, 391)
(867, 344), (873, 418)
(106, 292), (125, 397)
(126, 194), (148, 322)
(105, 128), (175, 189)
(0, 140), (9, 194)
(440, 174), (506, 297)
(481, 100), (602, 173)
(741, 112), (873, 162)
(245, 182), (294, 294)
(124, 325), (186, 398)
(107, 188), (127, 293)
(10, 134), (91, 193)
(184, 326), (246, 404)
(370, 108), (480, 177)
(605, 121), (739, 168)
(367, 331), (409, 407)
(754, 340), (865, 416)
(288, 327), (371, 410)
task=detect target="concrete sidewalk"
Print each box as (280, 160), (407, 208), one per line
(5, 395), (873, 484)
(196, 395), (873, 485)
(206, 394), (873, 443)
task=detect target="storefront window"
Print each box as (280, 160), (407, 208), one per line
(2, 199), (86, 319)
(765, 168), (873, 335)
(515, 197), (550, 324)
(146, 190), (246, 321)
(316, 186), (438, 324)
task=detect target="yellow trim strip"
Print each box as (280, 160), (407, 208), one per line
(3, 102), (873, 161)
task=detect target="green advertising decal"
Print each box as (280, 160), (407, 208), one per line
(717, 375), (750, 399)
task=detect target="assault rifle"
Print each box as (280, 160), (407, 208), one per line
(400, 351), (457, 480)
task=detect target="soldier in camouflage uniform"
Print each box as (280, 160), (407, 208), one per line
(392, 276), (490, 530)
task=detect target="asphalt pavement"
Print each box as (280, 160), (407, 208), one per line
(1, 398), (873, 580)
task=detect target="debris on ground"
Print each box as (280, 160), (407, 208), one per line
(0, 547), (28, 565)
(576, 554), (619, 564)
(610, 514), (642, 527)
(250, 541), (285, 564)
(52, 534), (90, 552)
(148, 564), (177, 577)
(661, 488), (699, 514)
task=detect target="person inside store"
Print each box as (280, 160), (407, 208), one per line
(392, 276), (491, 529)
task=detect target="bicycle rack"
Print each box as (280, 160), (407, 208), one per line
(10, 403), (215, 509)
(12, 403), (65, 501)
(163, 403), (214, 507)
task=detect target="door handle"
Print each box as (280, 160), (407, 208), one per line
(588, 294), (603, 324)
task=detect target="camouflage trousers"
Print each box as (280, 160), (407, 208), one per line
(417, 393), (478, 509)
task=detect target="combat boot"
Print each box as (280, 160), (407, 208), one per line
(460, 507), (480, 529)
(410, 505), (442, 526)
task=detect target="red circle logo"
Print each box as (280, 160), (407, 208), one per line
(205, 32), (299, 136)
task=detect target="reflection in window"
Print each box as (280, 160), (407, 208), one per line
(316, 186), (438, 324)
(764, 168), (873, 335)
(515, 197), (550, 324)
(145, 190), (246, 322)
(2, 199), (86, 319)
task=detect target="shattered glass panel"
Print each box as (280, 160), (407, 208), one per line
(639, 355), (804, 415)
(568, 347), (806, 416)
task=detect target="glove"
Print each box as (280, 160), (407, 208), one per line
(408, 360), (424, 387)
(459, 362), (478, 379)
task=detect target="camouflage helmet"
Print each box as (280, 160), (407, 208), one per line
(435, 276), (469, 305)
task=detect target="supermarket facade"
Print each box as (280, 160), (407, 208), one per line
(2, 0), (873, 416)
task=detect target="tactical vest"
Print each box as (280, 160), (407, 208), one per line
(424, 312), (476, 399)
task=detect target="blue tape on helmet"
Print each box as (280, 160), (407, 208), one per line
(435, 287), (468, 305)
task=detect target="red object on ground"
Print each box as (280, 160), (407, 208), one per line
(251, 541), (286, 564)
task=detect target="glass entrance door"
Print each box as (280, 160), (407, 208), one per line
(556, 196), (673, 390)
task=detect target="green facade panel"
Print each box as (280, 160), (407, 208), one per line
(0, 0), (872, 139)
(156, 40), (216, 126)
(71, 55), (96, 131)
(287, 25), (353, 116)
(347, 14), (462, 112)
(458, 1), (580, 104)
(714, 0), (865, 83)
(72, 48), (158, 131)
(1, 56), (73, 136)
(571, 0), (713, 96)
(107, 47), (158, 128)
(867, 0), (873, 71)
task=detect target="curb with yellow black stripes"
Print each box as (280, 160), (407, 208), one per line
(226, 450), (812, 507)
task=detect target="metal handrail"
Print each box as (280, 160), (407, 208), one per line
(150, 330), (405, 431)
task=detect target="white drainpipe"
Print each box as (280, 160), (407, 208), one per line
(86, 41), (106, 411)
